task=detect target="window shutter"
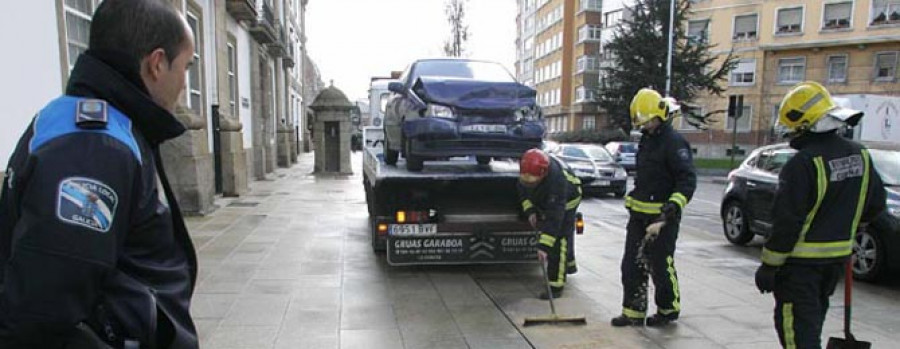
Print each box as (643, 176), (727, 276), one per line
(778, 8), (802, 27)
(735, 15), (757, 34)
(824, 2), (852, 21)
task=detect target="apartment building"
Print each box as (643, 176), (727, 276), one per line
(685, 0), (900, 157)
(0, 0), (321, 214)
(515, 0), (605, 136)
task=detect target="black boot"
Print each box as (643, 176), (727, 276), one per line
(538, 287), (563, 300)
(610, 314), (644, 327)
(646, 313), (678, 327)
(566, 264), (578, 275)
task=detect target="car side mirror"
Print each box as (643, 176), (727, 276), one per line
(388, 82), (405, 94)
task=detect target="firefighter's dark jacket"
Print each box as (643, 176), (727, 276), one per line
(626, 123), (697, 218)
(0, 52), (199, 348)
(518, 157), (582, 250)
(762, 132), (887, 267)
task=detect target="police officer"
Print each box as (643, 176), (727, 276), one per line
(518, 149), (582, 299)
(612, 88), (696, 327)
(755, 81), (887, 348)
(0, 0), (199, 347)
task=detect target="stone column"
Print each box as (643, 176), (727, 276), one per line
(160, 106), (216, 215)
(213, 0), (249, 196)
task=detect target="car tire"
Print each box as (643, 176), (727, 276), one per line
(722, 200), (753, 245)
(476, 156), (492, 165)
(384, 137), (399, 165)
(404, 137), (424, 172)
(853, 228), (886, 282)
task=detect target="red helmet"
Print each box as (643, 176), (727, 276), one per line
(520, 149), (550, 186)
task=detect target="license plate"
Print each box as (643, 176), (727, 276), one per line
(461, 124), (507, 133)
(389, 224), (438, 236)
(591, 180), (610, 186)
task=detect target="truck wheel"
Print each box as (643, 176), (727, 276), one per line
(405, 138), (424, 172)
(384, 137), (399, 165)
(476, 156), (492, 165)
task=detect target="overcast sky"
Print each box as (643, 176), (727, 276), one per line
(305, 0), (517, 103)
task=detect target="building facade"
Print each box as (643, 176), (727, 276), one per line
(684, 0), (900, 157)
(0, 0), (321, 214)
(515, 0), (605, 137)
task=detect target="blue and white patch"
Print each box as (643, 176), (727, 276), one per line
(677, 148), (691, 161)
(75, 99), (108, 129)
(57, 177), (118, 233)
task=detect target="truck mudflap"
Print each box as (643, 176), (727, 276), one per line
(387, 232), (539, 265)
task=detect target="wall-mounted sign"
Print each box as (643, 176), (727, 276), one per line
(241, 97), (250, 109)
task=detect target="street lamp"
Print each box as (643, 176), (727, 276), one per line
(664, 0), (676, 97)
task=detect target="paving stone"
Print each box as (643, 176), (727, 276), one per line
(221, 295), (290, 326)
(340, 304), (398, 331)
(339, 329), (403, 349)
(205, 325), (279, 349)
(191, 293), (238, 320)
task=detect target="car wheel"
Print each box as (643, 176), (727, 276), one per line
(404, 137), (424, 172)
(722, 200), (753, 245)
(384, 136), (399, 165)
(853, 228), (886, 281)
(476, 156), (492, 165)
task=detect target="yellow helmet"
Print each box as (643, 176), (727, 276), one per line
(630, 88), (669, 126)
(778, 81), (862, 134)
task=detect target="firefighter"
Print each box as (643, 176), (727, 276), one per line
(756, 81), (887, 348)
(518, 149), (582, 299)
(612, 88), (696, 327)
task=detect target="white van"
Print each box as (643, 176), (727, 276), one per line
(367, 78), (396, 129)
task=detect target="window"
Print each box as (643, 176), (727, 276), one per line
(576, 55), (601, 72)
(580, 0), (601, 12)
(871, 0), (900, 25)
(604, 10), (623, 28)
(63, 0), (98, 70)
(823, 2), (853, 29)
(227, 41), (238, 116)
(733, 14), (758, 41)
(583, 116), (596, 130)
(185, 11), (204, 116)
(757, 149), (795, 174)
(729, 59), (756, 86)
(778, 57), (806, 84)
(776, 7), (803, 34)
(578, 25), (603, 42)
(575, 86), (596, 102)
(687, 20), (709, 44)
(826, 55), (848, 83)
(725, 105), (752, 133)
(874, 52), (898, 81)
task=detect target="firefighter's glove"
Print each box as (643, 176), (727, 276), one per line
(645, 219), (665, 241)
(537, 250), (548, 262)
(755, 264), (778, 294)
(661, 202), (680, 222)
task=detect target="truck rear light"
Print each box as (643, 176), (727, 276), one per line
(377, 223), (389, 235)
(396, 211), (407, 223)
(575, 212), (585, 235)
(395, 210), (434, 223)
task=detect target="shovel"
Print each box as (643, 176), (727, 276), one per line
(826, 256), (871, 349)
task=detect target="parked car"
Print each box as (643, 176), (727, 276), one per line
(720, 142), (900, 280)
(550, 143), (628, 197)
(605, 141), (639, 172)
(383, 58), (545, 171)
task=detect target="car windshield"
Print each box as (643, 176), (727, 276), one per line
(869, 149), (900, 186)
(583, 146), (614, 162)
(619, 143), (638, 153)
(412, 61), (515, 82)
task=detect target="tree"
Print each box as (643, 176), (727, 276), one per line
(597, 0), (737, 133)
(443, 0), (470, 57)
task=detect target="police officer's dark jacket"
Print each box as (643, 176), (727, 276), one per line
(626, 122), (697, 218)
(518, 156), (582, 247)
(762, 132), (886, 267)
(0, 51), (199, 348)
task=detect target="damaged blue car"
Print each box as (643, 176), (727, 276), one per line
(383, 58), (545, 171)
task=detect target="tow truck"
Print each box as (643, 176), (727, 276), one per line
(362, 126), (548, 265)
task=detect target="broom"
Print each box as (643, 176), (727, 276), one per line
(523, 232), (587, 326)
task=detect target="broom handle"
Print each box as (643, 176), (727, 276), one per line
(539, 251), (558, 315)
(844, 255), (852, 339)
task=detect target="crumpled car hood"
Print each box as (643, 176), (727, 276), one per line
(415, 77), (537, 110)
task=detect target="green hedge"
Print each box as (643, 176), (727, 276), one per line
(694, 158), (743, 170)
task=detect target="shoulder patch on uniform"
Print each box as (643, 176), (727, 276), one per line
(677, 148), (691, 161)
(57, 177), (118, 233)
(76, 99), (108, 129)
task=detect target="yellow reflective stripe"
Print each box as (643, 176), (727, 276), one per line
(566, 197), (580, 210)
(659, 308), (678, 315)
(797, 157), (827, 244)
(566, 260), (577, 267)
(668, 192), (688, 209)
(783, 303), (796, 349)
(564, 170), (581, 186)
(667, 255), (680, 312)
(539, 233), (556, 247)
(550, 238), (567, 288)
(791, 240), (852, 258)
(522, 199), (534, 212)
(622, 307), (645, 319)
(625, 196), (663, 214)
(850, 150), (871, 239)
(761, 248), (790, 266)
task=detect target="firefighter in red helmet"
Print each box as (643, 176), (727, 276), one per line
(518, 149), (583, 299)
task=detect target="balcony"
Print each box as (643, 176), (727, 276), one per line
(248, 1), (278, 44)
(226, 0), (257, 21)
(267, 25), (288, 58)
(283, 42), (296, 68)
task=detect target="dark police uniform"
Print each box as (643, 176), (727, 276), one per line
(0, 53), (198, 348)
(621, 122), (696, 320)
(762, 132), (885, 349)
(518, 157), (582, 291)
